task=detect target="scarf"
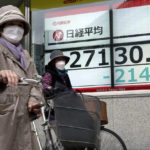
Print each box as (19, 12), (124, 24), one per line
(0, 37), (27, 70)
(56, 68), (67, 78)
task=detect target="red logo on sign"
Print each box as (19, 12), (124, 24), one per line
(52, 20), (71, 26)
(53, 30), (64, 41)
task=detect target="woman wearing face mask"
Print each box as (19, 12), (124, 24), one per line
(0, 5), (44, 150)
(43, 50), (75, 149)
(42, 50), (95, 150)
(42, 50), (72, 96)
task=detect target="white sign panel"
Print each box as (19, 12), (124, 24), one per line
(113, 5), (150, 87)
(113, 5), (150, 43)
(45, 47), (111, 88)
(45, 9), (109, 49)
(44, 5), (111, 90)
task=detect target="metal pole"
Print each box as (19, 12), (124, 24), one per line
(24, 3), (42, 148)
(32, 121), (43, 150)
(109, 8), (114, 88)
(24, 0), (31, 54)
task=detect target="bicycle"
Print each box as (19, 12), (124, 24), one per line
(19, 76), (127, 150)
(19, 75), (64, 150)
(99, 101), (127, 150)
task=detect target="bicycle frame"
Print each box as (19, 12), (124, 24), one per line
(43, 97), (64, 150)
(18, 75), (43, 150)
(19, 75), (64, 150)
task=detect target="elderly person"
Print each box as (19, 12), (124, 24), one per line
(0, 5), (44, 150)
(42, 50), (96, 150)
(42, 50), (72, 120)
(42, 50), (72, 96)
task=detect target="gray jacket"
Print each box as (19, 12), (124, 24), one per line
(0, 43), (44, 150)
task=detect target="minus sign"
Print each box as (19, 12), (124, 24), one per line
(104, 76), (110, 79)
(146, 58), (150, 62)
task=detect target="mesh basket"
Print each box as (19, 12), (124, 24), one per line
(53, 90), (101, 149)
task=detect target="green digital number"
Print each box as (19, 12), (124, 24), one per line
(128, 68), (137, 82)
(115, 69), (125, 83)
(139, 67), (150, 81)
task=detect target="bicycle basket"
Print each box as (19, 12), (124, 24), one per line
(53, 90), (101, 149)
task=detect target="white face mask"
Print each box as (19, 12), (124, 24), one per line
(55, 60), (66, 70)
(2, 25), (24, 44)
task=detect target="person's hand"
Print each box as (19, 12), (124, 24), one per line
(0, 70), (19, 86)
(47, 86), (52, 90)
(28, 101), (42, 118)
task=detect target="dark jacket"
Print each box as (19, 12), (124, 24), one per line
(43, 65), (72, 98)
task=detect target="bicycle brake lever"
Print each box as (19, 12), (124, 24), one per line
(19, 77), (41, 85)
(19, 77), (29, 85)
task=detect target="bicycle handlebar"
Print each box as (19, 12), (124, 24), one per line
(18, 75), (42, 86)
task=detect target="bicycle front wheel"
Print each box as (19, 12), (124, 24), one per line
(99, 127), (127, 150)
